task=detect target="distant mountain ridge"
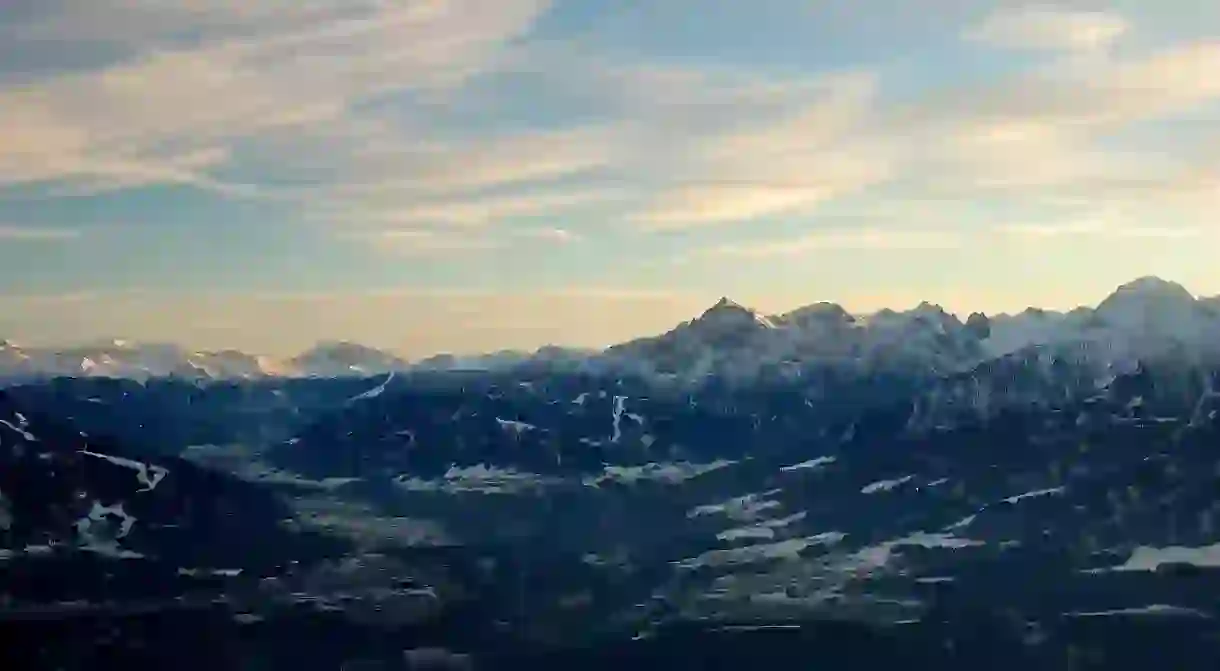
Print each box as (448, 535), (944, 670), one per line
(3, 276), (1220, 384)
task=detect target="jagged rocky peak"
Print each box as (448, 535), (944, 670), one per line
(695, 297), (774, 329)
(911, 301), (948, 316)
(866, 302), (954, 326)
(1100, 276), (1196, 309)
(1095, 276), (1201, 330)
(704, 296), (749, 315)
(287, 340), (408, 377)
(302, 339), (379, 355)
(535, 344), (581, 359)
(902, 301), (963, 333)
(295, 340), (399, 362)
(415, 352), (459, 370)
(776, 301), (856, 328)
(1065, 306), (1093, 320)
(965, 312), (991, 339)
(1018, 307), (1053, 318)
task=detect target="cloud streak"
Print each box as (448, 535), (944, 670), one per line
(686, 228), (962, 261)
(999, 212), (1209, 240)
(341, 229), (502, 256)
(0, 0), (555, 199)
(312, 184), (623, 228)
(513, 227), (581, 243)
(0, 225), (81, 241)
(966, 7), (1129, 52)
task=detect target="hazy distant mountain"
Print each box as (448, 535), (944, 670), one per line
(0, 339), (288, 382)
(5, 276), (1219, 388)
(287, 340), (410, 377)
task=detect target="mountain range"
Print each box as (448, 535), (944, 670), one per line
(6, 275), (1220, 668)
(4, 276), (1219, 385)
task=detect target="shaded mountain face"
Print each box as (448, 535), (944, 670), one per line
(0, 390), (356, 577)
(0, 390), (508, 670)
(964, 312), (991, 340)
(7, 359), (1220, 668)
(0, 376), (385, 456)
(267, 362), (1220, 619)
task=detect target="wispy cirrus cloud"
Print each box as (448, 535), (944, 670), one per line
(339, 229), (502, 256)
(625, 72), (891, 229)
(337, 222), (582, 257)
(0, 224), (81, 241)
(966, 6), (1129, 52)
(683, 228), (962, 261)
(513, 227), (581, 243)
(604, 27), (1220, 232)
(0, 0), (555, 198)
(998, 208), (1210, 240)
(310, 184), (623, 228)
(6, 0), (1218, 239)
(635, 184), (835, 231)
(832, 39), (1220, 222)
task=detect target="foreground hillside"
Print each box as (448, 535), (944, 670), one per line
(5, 356), (1220, 667)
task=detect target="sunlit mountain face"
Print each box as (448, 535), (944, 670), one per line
(5, 278), (1220, 668)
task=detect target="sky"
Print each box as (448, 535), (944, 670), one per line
(1, 0), (1219, 357)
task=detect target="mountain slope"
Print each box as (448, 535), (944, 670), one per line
(254, 361), (1220, 667)
(8, 364), (1220, 666)
(0, 390), (502, 669)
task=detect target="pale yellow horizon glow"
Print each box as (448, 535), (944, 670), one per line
(4, 275), (1218, 358)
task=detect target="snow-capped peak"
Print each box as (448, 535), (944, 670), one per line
(4, 275), (1220, 386)
(1096, 277), (1197, 322)
(1092, 276), (1208, 341)
(1107, 276), (1195, 303)
(911, 301), (949, 317)
(774, 302), (855, 328)
(698, 297), (775, 329)
(859, 302), (960, 334)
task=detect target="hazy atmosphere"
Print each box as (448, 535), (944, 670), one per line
(2, 0), (1219, 356)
